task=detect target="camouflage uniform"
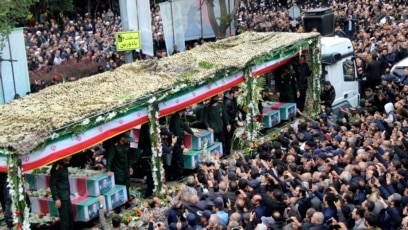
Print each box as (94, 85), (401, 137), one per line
(181, 185), (198, 203)
(151, 198), (179, 228)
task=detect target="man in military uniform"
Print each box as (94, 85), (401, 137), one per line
(106, 132), (133, 209)
(50, 156), (73, 230)
(169, 109), (196, 181)
(275, 66), (300, 103)
(320, 80), (336, 109)
(223, 87), (240, 156)
(293, 55), (312, 111)
(202, 95), (231, 154)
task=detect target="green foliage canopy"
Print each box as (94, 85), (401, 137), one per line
(0, 0), (38, 35)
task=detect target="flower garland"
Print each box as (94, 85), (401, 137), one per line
(233, 68), (263, 148)
(147, 98), (166, 197)
(7, 153), (30, 230)
(311, 38), (322, 117)
(202, 139), (209, 163)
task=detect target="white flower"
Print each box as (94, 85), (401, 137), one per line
(95, 116), (104, 123)
(81, 118), (90, 126)
(107, 111), (117, 120)
(147, 97), (156, 104)
(118, 108), (129, 114)
(50, 132), (59, 140)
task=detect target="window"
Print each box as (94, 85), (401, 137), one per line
(343, 60), (355, 81)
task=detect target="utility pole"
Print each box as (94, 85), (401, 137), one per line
(119, 0), (133, 64)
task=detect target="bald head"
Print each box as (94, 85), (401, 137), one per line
(189, 194), (199, 204)
(311, 212), (324, 225)
(230, 212), (241, 222)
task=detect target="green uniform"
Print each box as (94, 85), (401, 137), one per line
(169, 112), (194, 179)
(202, 103), (229, 150)
(276, 70), (299, 103)
(106, 142), (131, 189)
(50, 161), (73, 230)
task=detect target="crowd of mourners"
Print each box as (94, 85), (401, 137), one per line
(27, 0), (408, 91)
(18, 0), (408, 229)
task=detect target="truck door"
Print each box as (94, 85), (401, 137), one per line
(323, 58), (360, 114)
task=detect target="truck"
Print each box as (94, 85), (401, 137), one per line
(320, 36), (359, 113)
(0, 31), (359, 172)
(263, 36), (359, 115)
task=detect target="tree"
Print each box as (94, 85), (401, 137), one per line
(206, 0), (240, 39)
(46, 0), (74, 13)
(0, 0), (38, 37)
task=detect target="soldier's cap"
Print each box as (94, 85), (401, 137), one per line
(210, 95), (220, 103)
(92, 146), (101, 152)
(262, 86), (271, 92)
(120, 131), (134, 142)
(313, 152), (327, 160)
(160, 127), (173, 136)
(299, 152), (312, 159)
(333, 135), (342, 142)
(330, 149), (344, 156)
(313, 149), (323, 155)
(186, 213), (197, 225)
(206, 200), (214, 208)
(214, 197), (224, 207)
(197, 210), (212, 219)
(324, 146), (335, 151)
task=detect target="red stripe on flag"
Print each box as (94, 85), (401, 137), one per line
(271, 102), (287, 109)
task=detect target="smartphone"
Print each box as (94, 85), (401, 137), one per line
(284, 175), (289, 179)
(231, 228), (240, 230)
(286, 182), (291, 188)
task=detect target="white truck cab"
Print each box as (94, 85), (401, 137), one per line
(321, 37), (360, 113)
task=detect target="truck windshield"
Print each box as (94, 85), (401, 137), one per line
(343, 60), (355, 81)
